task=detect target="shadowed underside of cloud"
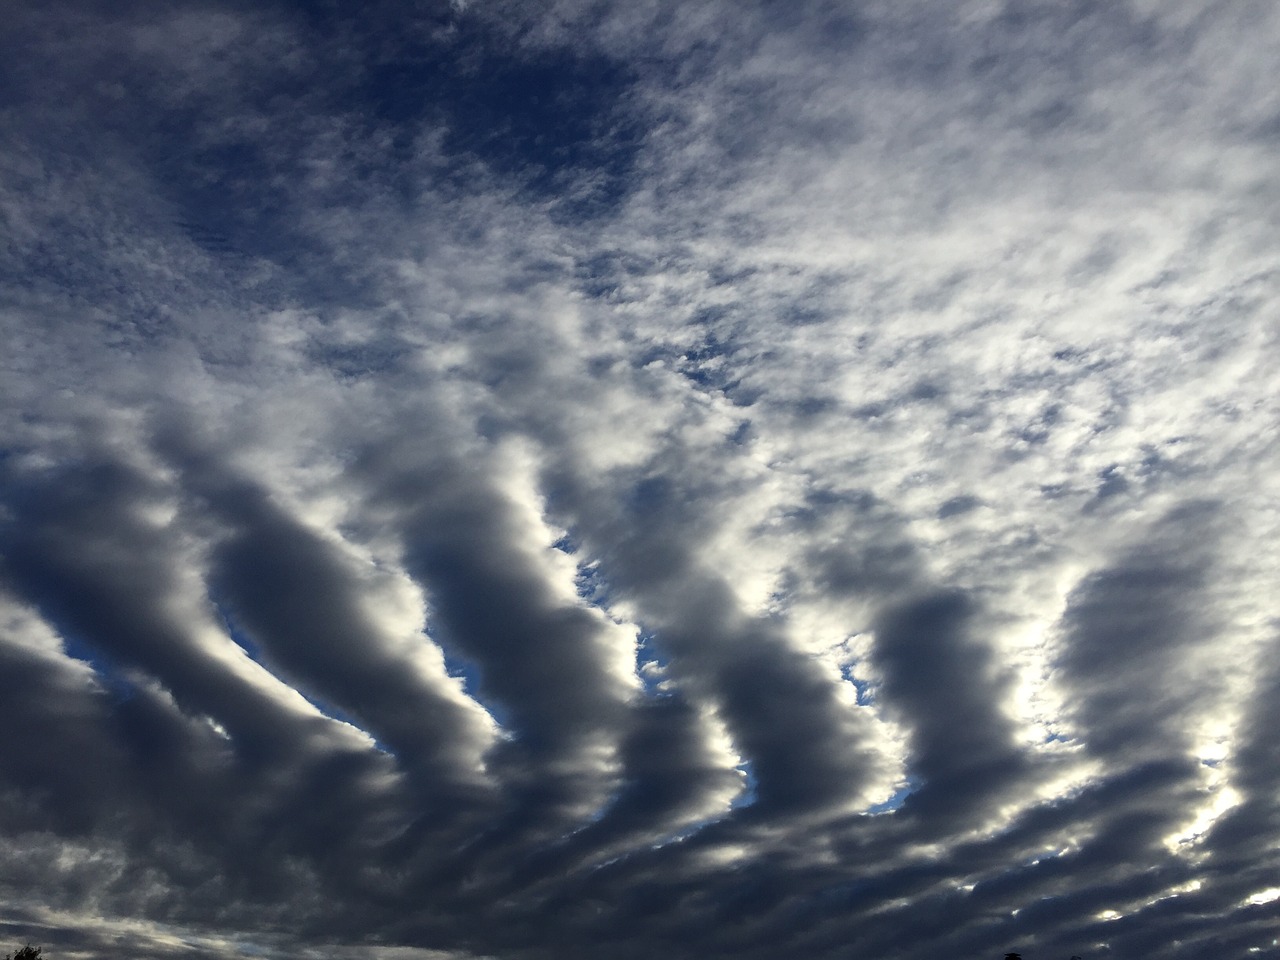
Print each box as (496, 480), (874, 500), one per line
(1, 1), (1279, 959)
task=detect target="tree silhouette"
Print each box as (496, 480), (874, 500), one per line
(5, 946), (41, 960)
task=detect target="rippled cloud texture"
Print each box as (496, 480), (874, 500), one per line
(2, 1), (1279, 958)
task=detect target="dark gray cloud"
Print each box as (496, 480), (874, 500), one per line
(1055, 501), (1227, 761)
(871, 591), (1030, 823)
(1, 1), (1278, 959)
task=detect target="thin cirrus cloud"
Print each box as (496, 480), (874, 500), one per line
(1, 1), (1278, 959)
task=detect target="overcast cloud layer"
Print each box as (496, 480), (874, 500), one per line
(2, 2), (1279, 958)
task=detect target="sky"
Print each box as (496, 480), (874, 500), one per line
(1, 1), (1278, 958)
